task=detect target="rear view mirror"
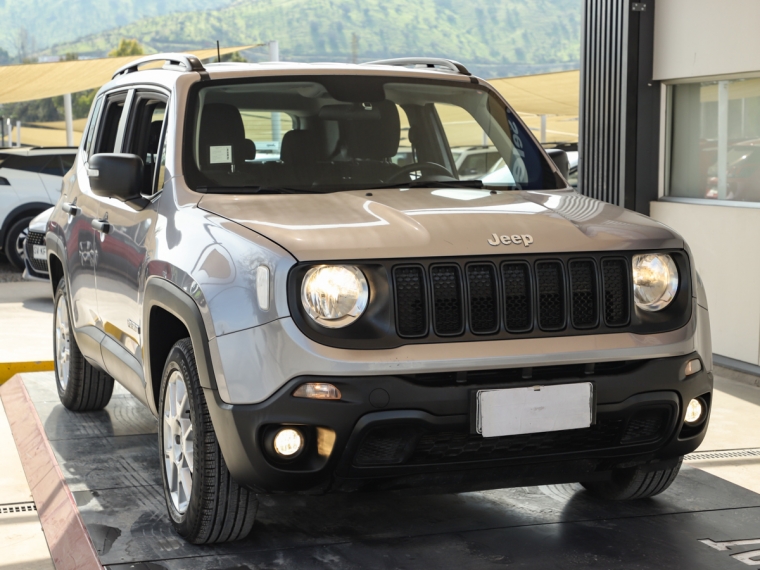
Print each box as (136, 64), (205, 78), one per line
(318, 104), (381, 120)
(545, 148), (569, 181)
(88, 153), (147, 208)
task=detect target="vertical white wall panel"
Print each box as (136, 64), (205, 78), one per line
(654, 0), (760, 81)
(650, 201), (760, 365)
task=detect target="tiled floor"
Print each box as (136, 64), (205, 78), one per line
(9, 370), (760, 570)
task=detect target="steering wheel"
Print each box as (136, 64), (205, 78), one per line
(385, 162), (454, 185)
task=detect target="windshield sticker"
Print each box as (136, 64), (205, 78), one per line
(209, 146), (232, 164)
(508, 118), (529, 183)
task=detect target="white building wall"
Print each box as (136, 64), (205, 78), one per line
(653, 0), (760, 81)
(650, 0), (760, 366)
(650, 202), (760, 365)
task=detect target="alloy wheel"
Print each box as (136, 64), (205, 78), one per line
(163, 370), (194, 514)
(15, 227), (28, 261)
(54, 294), (71, 389)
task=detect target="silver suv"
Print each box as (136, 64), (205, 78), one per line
(47, 54), (713, 545)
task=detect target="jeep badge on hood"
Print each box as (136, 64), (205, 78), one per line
(488, 234), (534, 247)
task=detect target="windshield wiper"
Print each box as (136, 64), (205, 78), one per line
(196, 185), (326, 194)
(365, 179), (486, 190)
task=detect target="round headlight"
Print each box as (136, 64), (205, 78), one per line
(632, 254), (679, 311)
(301, 265), (369, 328)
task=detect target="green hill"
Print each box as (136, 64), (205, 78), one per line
(49, 0), (581, 78)
(0, 0), (233, 58)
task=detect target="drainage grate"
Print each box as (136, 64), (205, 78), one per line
(0, 502), (37, 516)
(685, 448), (760, 462)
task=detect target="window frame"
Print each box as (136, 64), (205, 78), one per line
(662, 73), (760, 208)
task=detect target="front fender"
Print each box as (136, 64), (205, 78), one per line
(143, 277), (219, 415)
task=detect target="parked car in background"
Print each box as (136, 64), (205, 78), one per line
(22, 207), (53, 282)
(483, 142), (579, 188)
(453, 145), (502, 179)
(0, 147), (76, 269)
(705, 139), (760, 201)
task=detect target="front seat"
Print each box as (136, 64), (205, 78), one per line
(198, 104), (248, 172)
(339, 100), (401, 182)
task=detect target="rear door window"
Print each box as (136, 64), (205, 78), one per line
(123, 91), (168, 195)
(40, 157), (64, 177)
(93, 92), (128, 155)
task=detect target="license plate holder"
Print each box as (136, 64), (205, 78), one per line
(476, 383), (594, 438)
(32, 244), (46, 260)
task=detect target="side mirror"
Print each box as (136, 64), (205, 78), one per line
(88, 153), (146, 206)
(545, 148), (569, 181)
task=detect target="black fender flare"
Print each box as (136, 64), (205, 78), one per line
(142, 277), (218, 415)
(1, 201), (54, 246)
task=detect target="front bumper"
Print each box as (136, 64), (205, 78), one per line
(205, 351), (712, 494)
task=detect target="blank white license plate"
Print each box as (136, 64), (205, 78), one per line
(477, 383), (593, 438)
(33, 244), (46, 260)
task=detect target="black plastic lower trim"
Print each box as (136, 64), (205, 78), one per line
(205, 352), (712, 494)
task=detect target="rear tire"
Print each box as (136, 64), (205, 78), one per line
(54, 279), (114, 411)
(158, 338), (257, 544)
(4, 215), (33, 271)
(581, 457), (683, 500)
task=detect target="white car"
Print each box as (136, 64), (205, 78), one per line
(452, 146), (502, 179)
(22, 207), (53, 282)
(0, 147), (76, 269)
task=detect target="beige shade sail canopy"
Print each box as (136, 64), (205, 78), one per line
(489, 70), (580, 116)
(0, 45), (259, 104)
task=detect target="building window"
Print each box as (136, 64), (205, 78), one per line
(669, 77), (760, 203)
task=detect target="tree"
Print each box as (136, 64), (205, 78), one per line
(108, 39), (144, 57)
(0, 48), (10, 65)
(220, 51), (246, 62)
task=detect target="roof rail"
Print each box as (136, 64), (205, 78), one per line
(112, 53), (207, 79)
(363, 57), (471, 76)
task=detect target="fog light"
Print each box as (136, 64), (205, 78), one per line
(273, 428), (303, 457)
(293, 383), (342, 400)
(684, 398), (705, 425)
(685, 359), (702, 376)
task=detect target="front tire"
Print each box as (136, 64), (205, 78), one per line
(158, 338), (257, 544)
(54, 279), (114, 411)
(581, 457), (683, 500)
(4, 216), (33, 270)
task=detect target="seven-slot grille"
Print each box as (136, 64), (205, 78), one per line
(24, 231), (48, 273)
(393, 257), (630, 339)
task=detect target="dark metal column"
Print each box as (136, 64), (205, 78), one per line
(579, 0), (660, 214)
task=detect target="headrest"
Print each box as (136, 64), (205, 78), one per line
(280, 130), (324, 164)
(243, 139), (257, 161)
(199, 104), (246, 168)
(147, 121), (163, 155)
(342, 100), (400, 160)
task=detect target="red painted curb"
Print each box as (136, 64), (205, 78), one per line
(0, 375), (103, 570)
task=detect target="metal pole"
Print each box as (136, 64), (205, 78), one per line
(717, 81), (729, 200)
(64, 93), (74, 147)
(540, 115), (547, 143)
(268, 41), (281, 146)
(0, 117), (4, 147)
(16, 120), (21, 147)
(5, 118), (10, 147)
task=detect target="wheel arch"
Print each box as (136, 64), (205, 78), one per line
(0, 201), (54, 248)
(143, 277), (218, 416)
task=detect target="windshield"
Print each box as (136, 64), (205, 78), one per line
(184, 75), (563, 193)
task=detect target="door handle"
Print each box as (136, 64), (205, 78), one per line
(91, 218), (112, 234)
(62, 202), (80, 216)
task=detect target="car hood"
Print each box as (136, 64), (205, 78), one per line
(198, 188), (683, 261)
(29, 207), (54, 233)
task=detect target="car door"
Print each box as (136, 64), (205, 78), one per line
(64, 92), (127, 366)
(93, 90), (166, 400)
